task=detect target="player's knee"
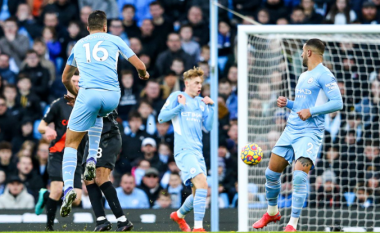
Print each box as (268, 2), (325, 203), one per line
(293, 170), (308, 185)
(265, 167), (281, 183)
(192, 173), (208, 189)
(95, 177), (108, 186)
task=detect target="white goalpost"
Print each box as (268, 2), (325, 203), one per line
(238, 25), (380, 232)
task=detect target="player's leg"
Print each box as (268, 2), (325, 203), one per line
(45, 181), (63, 231)
(96, 167), (133, 231)
(253, 128), (294, 230)
(84, 90), (120, 180)
(170, 185), (193, 232)
(285, 134), (321, 232)
(191, 173), (208, 232)
(84, 117), (103, 180)
(61, 89), (102, 217)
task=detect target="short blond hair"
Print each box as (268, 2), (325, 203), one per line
(183, 67), (204, 81)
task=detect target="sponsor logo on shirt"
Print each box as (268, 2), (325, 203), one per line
(182, 112), (202, 123)
(296, 89), (312, 99)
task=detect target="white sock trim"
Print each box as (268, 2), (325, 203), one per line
(288, 217), (299, 229)
(267, 205), (278, 216)
(177, 210), (185, 218)
(117, 216), (127, 222)
(97, 216), (106, 221)
(194, 220), (203, 229)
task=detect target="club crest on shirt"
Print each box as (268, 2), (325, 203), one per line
(200, 104), (204, 112)
(190, 168), (196, 174)
(307, 77), (314, 84)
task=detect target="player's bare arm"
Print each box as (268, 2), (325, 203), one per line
(62, 65), (78, 96)
(38, 120), (57, 141)
(201, 96), (214, 105)
(128, 55), (149, 80)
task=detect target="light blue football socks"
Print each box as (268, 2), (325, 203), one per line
(265, 167), (282, 215)
(62, 147), (77, 191)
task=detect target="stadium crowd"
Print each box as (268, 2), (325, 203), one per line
(0, 0), (379, 211)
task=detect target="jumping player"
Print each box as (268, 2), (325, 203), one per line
(158, 67), (214, 232)
(252, 39), (343, 232)
(35, 72), (84, 231)
(60, 10), (148, 217)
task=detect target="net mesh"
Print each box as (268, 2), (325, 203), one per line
(245, 33), (380, 231)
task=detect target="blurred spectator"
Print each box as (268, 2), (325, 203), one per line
(219, 78), (237, 120)
(155, 120), (174, 148)
(341, 112), (364, 143)
(161, 71), (183, 94)
(139, 19), (164, 63)
(180, 25), (200, 63)
(198, 61), (210, 83)
(316, 170), (341, 207)
(170, 58), (185, 77)
(79, 0), (119, 19)
(137, 100), (156, 135)
(121, 111), (149, 162)
(157, 142), (171, 164)
(226, 123), (238, 155)
(256, 8), (271, 25)
(366, 172), (380, 204)
(35, 139), (49, 186)
(11, 118), (38, 154)
(199, 45), (210, 63)
(78, 5), (91, 37)
(140, 80), (166, 115)
(324, 111), (342, 144)
(43, 12), (68, 57)
(351, 185), (373, 208)
(326, 0), (357, 24)
(141, 137), (166, 173)
(265, 0), (288, 23)
(278, 182), (294, 208)
(276, 18), (289, 25)
(118, 70), (139, 121)
(0, 18), (29, 68)
(358, 1), (380, 24)
(17, 156), (44, 201)
(218, 20), (234, 56)
(106, 173), (150, 209)
(16, 3), (42, 40)
(15, 141), (35, 160)
(361, 141), (380, 172)
(153, 190), (171, 209)
(0, 96), (16, 142)
(160, 156), (180, 188)
(355, 79), (380, 129)
(0, 0), (26, 20)
(226, 65), (237, 92)
(117, 0), (154, 26)
(109, 19), (129, 45)
(138, 167), (163, 207)
(301, 0), (324, 24)
(155, 33), (193, 76)
(232, 0), (261, 20)
(0, 170), (5, 194)
(132, 159), (150, 185)
(182, 6), (209, 46)
(290, 6), (306, 24)
(0, 53), (16, 84)
(67, 21), (82, 46)
(42, 26), (62, 70)
(15, 76), (42, 121)
(150, 1), (173, 41)
(121, 4), (140, 38)
(0, 176), (34, 209)
(27, 38), (55, 81)
(19, 50), (50, 102)
(0, 142), (16, 174)
(41, 0), (78, 27)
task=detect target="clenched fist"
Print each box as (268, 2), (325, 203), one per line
(277, 96), (287, 108)
(202, 96), (214, 105)
(178, 94), (186, 105)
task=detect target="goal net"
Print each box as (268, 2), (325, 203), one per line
(237, 25), (380, 232)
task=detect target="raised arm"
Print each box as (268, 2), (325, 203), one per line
(158, 93), (184, 123)
(309, 72), (343, 116)
(118, 37), (149, 80)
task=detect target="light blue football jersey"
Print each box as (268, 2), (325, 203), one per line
(158, 91), (215, 156)
(286, 63), (343, 131)
(67, 32), (135, 91)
